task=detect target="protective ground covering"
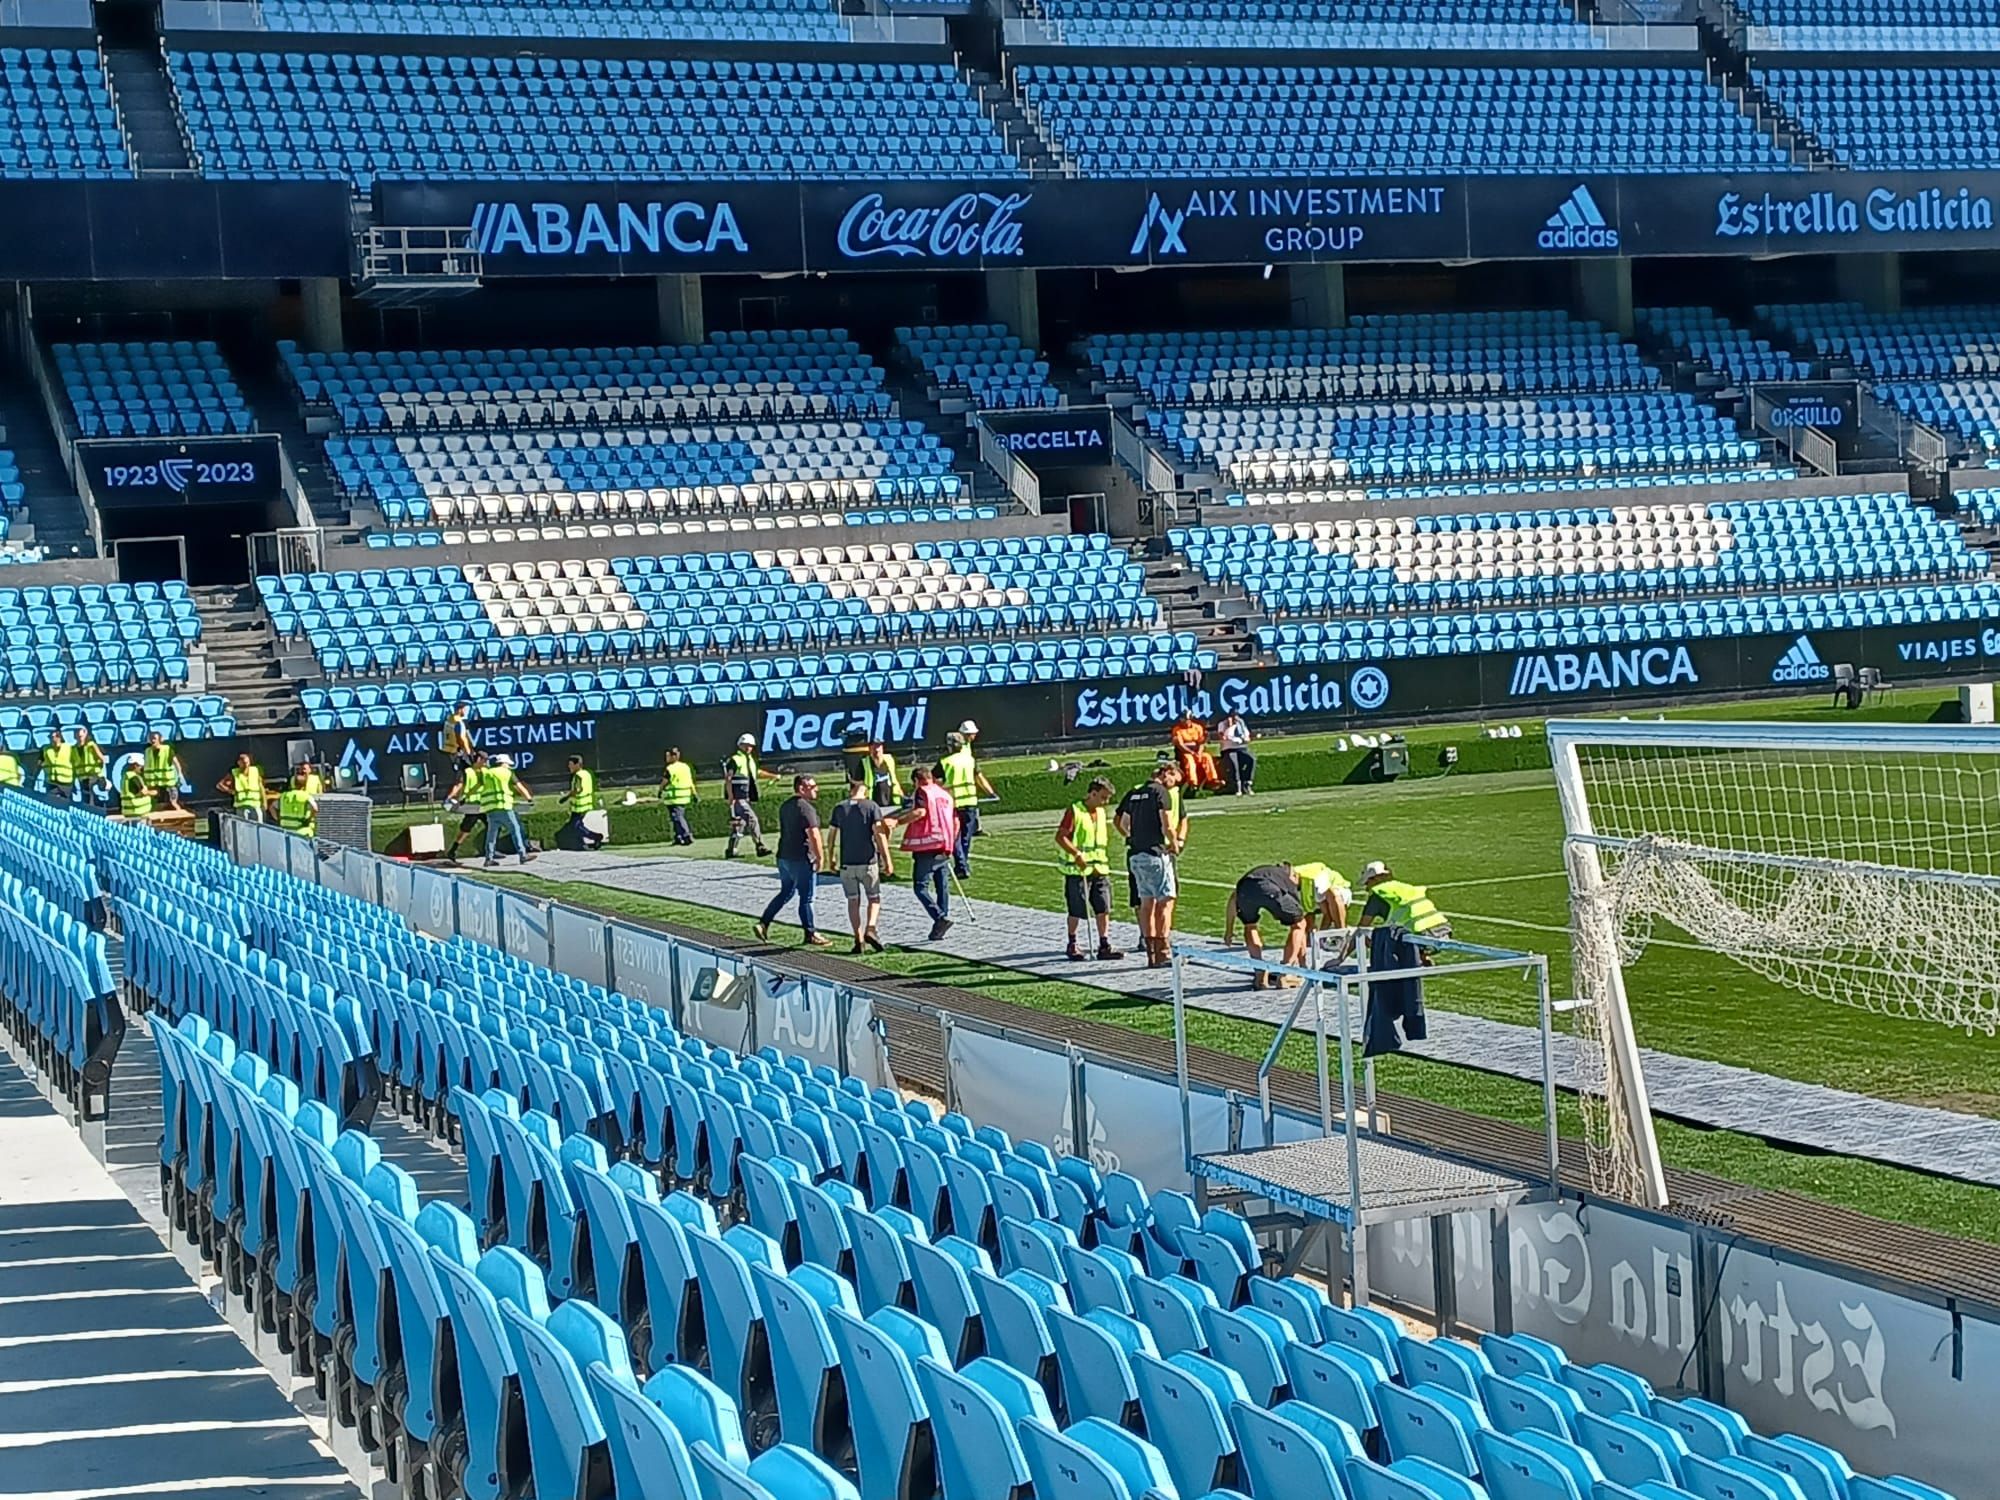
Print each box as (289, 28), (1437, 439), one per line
(511, 845), (2000, 1190)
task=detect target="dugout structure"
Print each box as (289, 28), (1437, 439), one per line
(1168, 935), (1554, 1312)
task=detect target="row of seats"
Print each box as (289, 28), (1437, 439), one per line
(1257, 581), (2000, 663)
(0, 582), (201, 698)
(170, 52), (1024, 187)
(1174, 494), (1986, 616)
(0, 800), (119, 1109)
(1756, 69), (2000, 170)
(298, 635), (1211, 728)
(1220, 468), (1798, 508)
(1084, 315), (1662, 408)
(1018, 66), (1794, 177)
(261, 536), (1154, 676)
(256, 0), (851, 41)
(896, 326), (1063, 412)
(0, 693), (235, 754)
(0, 48), (129, 180)
(85, 808), (1953, 1500)
(1634, 309), (1807, 387)
(54, 340), (253, 438)
(1761, 303), (2000, 456)
(335, 424), (964, 526)
(363, 507), (1003, 547)
(284, 333), (895, 434)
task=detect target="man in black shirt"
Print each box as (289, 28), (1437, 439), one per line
(754, 774), (828, 946)
(1117, 764), (1181, 968)
(828, 772), (890, 954)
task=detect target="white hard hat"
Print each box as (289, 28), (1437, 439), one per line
(958, 720), (979, 735)
(492, 754), (512, 769)
(1361, 860), (1392, 884)
(738, 733), (756, 746)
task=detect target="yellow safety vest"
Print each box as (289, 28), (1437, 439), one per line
(119, 773), (153, 818)
(484, 771), (516, 812)
(1292, 862), (1349, 904)
(569, 769), (598, 812)
(1374, 880), (1446, 934)
(230, 766), (265, 809)
(73, 740), (104, 780)
(661, 762), (695, 807)
(441, 715), (471, 755)
(143, 741), (176, 789)
(277, 789), (316, 836)
(726, 750), (758, 796)
(872, 752), (903, 801)
(0, 752), (19, 788)
(300, 769), (324, 796)
(42, 742), (74, 786)
(1062, 803), (1110, 876)
(942, 748), (979, 805)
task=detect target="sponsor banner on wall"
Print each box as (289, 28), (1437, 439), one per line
(607, 921), (678, 1014)
(0, 179), (349, 280)
(843, 989), (895, 1092)
(550, 904), (610, 990)
(946, 1025), (1072, 1152)
(409, 865), (458, 937)
(455, 880), (501, 950)
(756, 973), (843, 1075)
(1076, 1060), (1230, 1192)
(79, 436), (284, 511)
(688, 956), (752, 1052)
(373, 180), (805, 276)
(498, 890), (552, 964)
(977, 407), (1114, 472)
(1125, 179), (1466, 265)
(1755, 381), (1863, 455)
(154, 618), (2000, 802)
(376, 858), (416, 926)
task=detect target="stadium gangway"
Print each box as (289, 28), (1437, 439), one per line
(1168, 933), (1556, 1317)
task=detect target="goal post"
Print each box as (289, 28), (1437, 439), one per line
(1546, 717), (2000, 1209)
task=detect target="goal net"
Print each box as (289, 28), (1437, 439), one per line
(1547, 718), (2000, 1208)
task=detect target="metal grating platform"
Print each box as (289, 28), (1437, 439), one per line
(1195, 1133), (1533, 1227)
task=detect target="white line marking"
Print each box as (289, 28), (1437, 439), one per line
(0, 1417), (304, 1449)
(0, 1367), (264, 1396)
(5, 1477), (349, 1500)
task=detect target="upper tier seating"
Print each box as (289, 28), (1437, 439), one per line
(291, 332), (978, 530)
(1178, 493), (1987, 620)
(0, 48), (129, 180)
(81, 804), (1959, 1500)
(1028, 0), (1597, 48)
(1737, 0), (2000, 50)
(171, 53), (1024, 188)
(256, 0), (849, 41)
(1756, 68), (2000, 169)
(1636, 308), (1808, 386)
(283, 335), (894, 434)
(896, 325), (1062, 411)
(54, 341), (254, 438)
(0, 692), (234, 753)
(358, 505), (1005, 549)
(261, 534), (1157, 678)
(1082, 315), (1769, 499)
(1018, 65), (1795, 176)
(1762, 302), (2000, 455)
(0, 581), (200, 697)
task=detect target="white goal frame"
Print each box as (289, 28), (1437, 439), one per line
(1546, 716), (2000, 1211)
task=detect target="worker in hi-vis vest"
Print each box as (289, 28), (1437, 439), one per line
(143, 729), (186, 811)
(445, 750), (491, 862)
(39, 728), (74, 801)
(659, 747), (697, 847)
(723, 733), (780, 859)
(117, 762), (155, 820)
(272, 765), (320, 839)
(71, 727), (107, 801)
(217, 752), (266, 823)
(561, 754), (605, 851)
(0, 747), (22, 790)
(1054, 776), (1123, 963)
(1344, 860), (1450, 1058)
(939, 723), (996, 880)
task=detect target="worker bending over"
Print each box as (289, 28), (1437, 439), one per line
(1347, 861), (1451, 957)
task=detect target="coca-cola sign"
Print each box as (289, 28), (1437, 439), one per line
(834, 190), (1032, 261)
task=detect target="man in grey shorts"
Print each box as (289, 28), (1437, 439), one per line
(828, 771), (891, 954)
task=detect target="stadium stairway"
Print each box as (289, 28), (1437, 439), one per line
(967, 68), (1068, 178)
(236, 360), (355, 532)
(877, 365), (1026, 512)
(102, 43), (196, 175)
(191, 584), (300, 731)
(0, 382), (92, 557)
(1132, 542), (1264, 666)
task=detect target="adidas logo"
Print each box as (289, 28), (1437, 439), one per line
(1771, 635), (1831, 684)
(1538, 184), (1621, 252)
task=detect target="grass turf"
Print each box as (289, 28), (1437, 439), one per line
(484, 871), (2000, 1246)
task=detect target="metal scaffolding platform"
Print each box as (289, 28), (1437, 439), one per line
(1193, 1132), (1532, 1228)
